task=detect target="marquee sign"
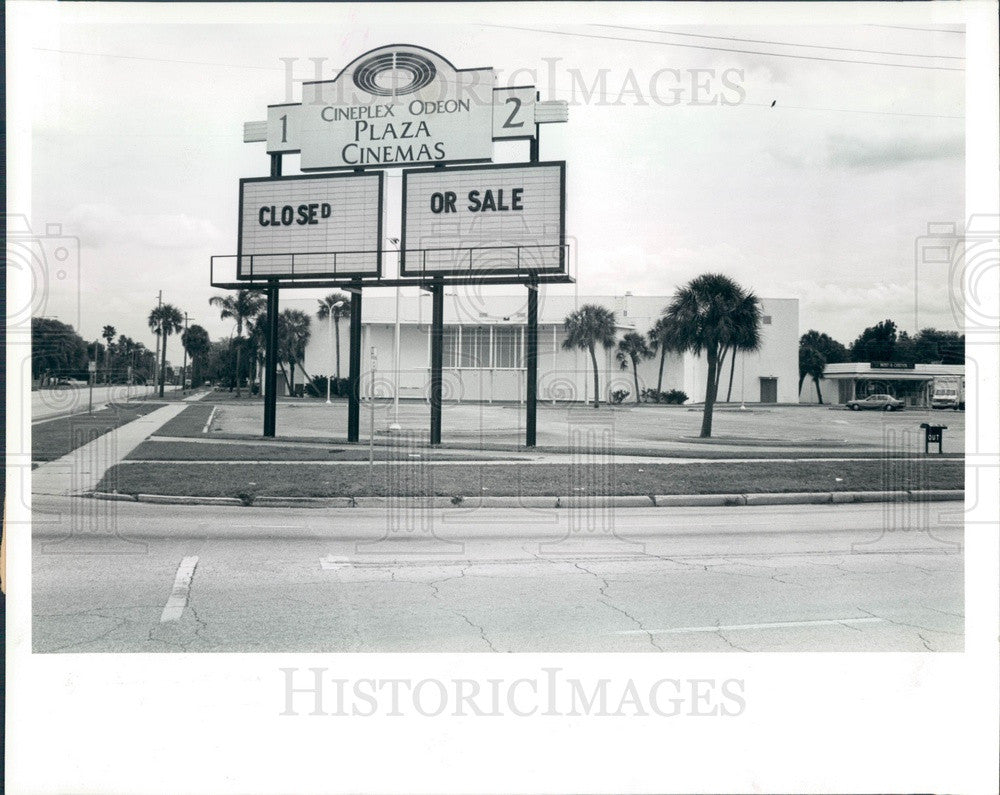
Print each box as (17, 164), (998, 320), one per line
(271, 45), (497, 171)
(237, 172), (383, 279)
(400, 161), (565, 276)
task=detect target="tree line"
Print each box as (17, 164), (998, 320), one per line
(799, 320), (964, 403)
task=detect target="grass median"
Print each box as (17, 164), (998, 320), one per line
(96, 459), (963, 499)
(33, 403), (166, 463)
(126, 440), (520, 462)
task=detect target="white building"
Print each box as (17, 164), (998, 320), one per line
(800, 362), (965, 407)
(298, 291), (799, 404)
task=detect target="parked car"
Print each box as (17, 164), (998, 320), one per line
(54, 377), (88, 387)
(846, 394), (904, 411)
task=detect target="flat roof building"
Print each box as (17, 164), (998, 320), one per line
(799, 362), (965, 407)
(295, 292), (800, 405)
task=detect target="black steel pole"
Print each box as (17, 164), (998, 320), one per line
(263, 281), (279, 437)
(262, 153), (283, 437)
(430, 279), (444, 445)
(526, 284), (538, 447)
(347, 287), (363, 443)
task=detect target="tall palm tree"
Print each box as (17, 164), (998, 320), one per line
(648, 315), (683, 395)
(316, 292), (351, 388)
(116, 334), (136, 382)
(101, 325), (116, 383)
(278, 309), (313, 393)
(616, 332), (653, 405)
(209, 289), (265, 397)
(663, 273), (762, 437)
(562, 304), (617, 408)
(181, 324), (211, 389)
(148, 303), (184, 397)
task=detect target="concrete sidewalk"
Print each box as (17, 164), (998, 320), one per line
(32, 402), (189, 496)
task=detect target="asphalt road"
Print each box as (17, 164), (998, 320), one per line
(32, 499), (964, 653)
(32, 383), (182, 421)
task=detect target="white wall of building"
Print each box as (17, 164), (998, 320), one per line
(296, 291), (799, 404)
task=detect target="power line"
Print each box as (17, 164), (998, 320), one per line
(865, 24), (966, 34)
(741, 101), (962, 120)
(33, 46), (285, 71)
(485, 24), (965, 72)
(593, 24), (965, 60)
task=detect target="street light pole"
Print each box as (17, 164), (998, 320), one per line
(388, 237), (401, 432)
(181, 312), (189, 394)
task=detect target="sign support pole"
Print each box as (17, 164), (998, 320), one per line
(348, 285), (363, 443)
(525, 109), (541, 447)
(430, 278), (444, 446)
(526, 284), (538, 447)
(263, 152), (282, 438)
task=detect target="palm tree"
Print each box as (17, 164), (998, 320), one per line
(562, 304), (617, 408)
(316, 292), (351, 389)
(648, 315), (683, 395)
(278, 309), (312, 393)
(663, 273), (762, 437)
(209, 289), (265, 397)
(616, 332), (653, 404)
(182, 324), (211, 389)
(101, 325), (116, 383)
(148, 303), (184, 397)
(248, 313), (269, 393)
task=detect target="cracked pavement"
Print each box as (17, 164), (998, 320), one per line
(31, 496), (964, 652)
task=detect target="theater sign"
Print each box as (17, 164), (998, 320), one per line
(269, 45), (497, 170)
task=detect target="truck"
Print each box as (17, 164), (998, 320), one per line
(931, 375), (964, 410)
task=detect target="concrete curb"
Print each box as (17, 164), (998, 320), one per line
(136, 493), (244, 506)
(82, 489), (964, 509)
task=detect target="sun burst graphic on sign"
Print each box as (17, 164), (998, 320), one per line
(352, 51), (437, 97)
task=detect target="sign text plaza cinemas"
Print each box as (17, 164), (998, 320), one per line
(222, 44), (571, 444)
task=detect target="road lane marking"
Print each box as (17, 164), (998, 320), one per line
(160, 556), (199, 622)
(320, 556), (351, 570)
(615, 617), (884, 635)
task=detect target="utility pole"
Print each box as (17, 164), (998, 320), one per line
(154, 290), (162, 394)
(181, 312), (189, 394)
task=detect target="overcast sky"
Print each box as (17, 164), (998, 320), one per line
(17, 4), (968, 352)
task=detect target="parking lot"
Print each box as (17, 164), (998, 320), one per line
(206, 400), (964, 456)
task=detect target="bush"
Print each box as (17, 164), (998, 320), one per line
(610, 388), (630, 404)
(308, 375), (350, 398)
(641, 388), (688, 404)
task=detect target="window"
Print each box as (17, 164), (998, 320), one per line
(441, 326), (459, 368)
(460, 326), (490, 368)
(493, 326), (522, 368)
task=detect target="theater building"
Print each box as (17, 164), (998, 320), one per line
(297, 292), (799, 405)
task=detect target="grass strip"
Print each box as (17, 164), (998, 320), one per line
(154, 404), (217, 437)
(126, 440), (515, 462)
(97, 460), (963, 499)
(32, 403), (166, 463)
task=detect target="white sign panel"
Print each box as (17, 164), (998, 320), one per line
(238, 173), (383, 279)
(401, 162), (565, 276)
(294, 46), (494, 171)
(492, 87), (536, 139)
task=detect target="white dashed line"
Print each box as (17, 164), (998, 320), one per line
(615, 617), (884, 635)
(160, 556), (199, 622)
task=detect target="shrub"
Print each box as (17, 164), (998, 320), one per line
(664, 389), (688, 404)
(610, 388), (630, 404)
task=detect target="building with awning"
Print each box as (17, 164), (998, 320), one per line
(800, 362), (964, 407)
